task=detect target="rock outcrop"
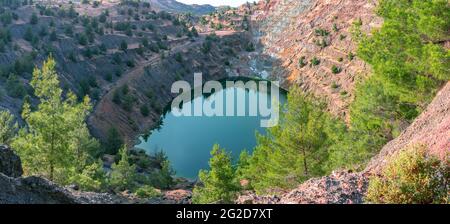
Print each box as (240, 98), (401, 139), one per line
(252, 0), (382, 119)
(0, 145), (23, 178)
(237, 171), (368, 204)
(0, 145), (128, 204)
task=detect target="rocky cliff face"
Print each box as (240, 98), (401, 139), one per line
(252, 0), (382, 119)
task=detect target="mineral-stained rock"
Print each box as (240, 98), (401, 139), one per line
(160, 189), (192, 204)
(236, 171), (368, 204)
(0, 145), (23, 178)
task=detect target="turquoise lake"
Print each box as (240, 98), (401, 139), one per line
(136, 81), (286, 178)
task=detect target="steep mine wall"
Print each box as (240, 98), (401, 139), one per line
(252, 0), (382, 119)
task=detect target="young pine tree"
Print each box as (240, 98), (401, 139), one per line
(12, 57), (99, 184)
(110, 145), (137, 191)
(239, 87), (333, 193)
(0, 110), (18, 145)
(192, 144), (240, 204)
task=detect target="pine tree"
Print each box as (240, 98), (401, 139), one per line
(30, 12), (38, 25)
(0, 110), (18, 145)
(239, 87), (333, 193)
(110, 145), (137, 191)
(192, 144), (240, 204)
(12, 57), (98, 184)
(104, 126), (123, 155)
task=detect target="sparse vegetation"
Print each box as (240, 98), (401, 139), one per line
(331, 65), (342, 74)
(311, 57), (320, 66)
(298, 56), (307, 68)
(366, 145), (449, 204)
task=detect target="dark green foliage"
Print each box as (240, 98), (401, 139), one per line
(238, 87), (344, 193)
(149, 43), (159, 53)
(331, 65), (341, 74)
(348, 52), (355, 61)
(136, 45), (144, 56)
(104, 73), (112, 82)
(39, 26), (48, 37)
(104, 127), (123, 155)
(140, 105), (150, 117)
(64, 25), (74, 37)
(311, 57), (320, 66)
(191, 27), (199, 37)
(0, 11), (13, 25)
(192, 145), (240, 204)
(201, 40), (212, 54)
(30, 12), (38, 25)
(77, 34), (88, 46)
(141, 38), (149, 48)
(245, 42), (255, 52)
(125, 59), (135, 67)
(23, 27), (33, 42)
(5, 73), (26, 98)
(315, 28), (329, 36)
(298, 56), (307, 68)
(109, 146), (137, 191)
(174, 52), (183, 63)
(120, 40), (128, 51)
(350, 0), (449, 153)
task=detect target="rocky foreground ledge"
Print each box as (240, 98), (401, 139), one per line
(0, 145), (128, 204)
(0, 145), (194, 204)
(236, 171), (368, 204)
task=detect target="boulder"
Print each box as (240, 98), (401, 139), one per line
(0, 172), (78, 204)
(0, 145), (23, 178)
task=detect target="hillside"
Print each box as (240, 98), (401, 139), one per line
(0, 1), (250, 143)
(149, 0), (215, 15)
(252, 0), (382, 118)
(0, 0), (448, 204)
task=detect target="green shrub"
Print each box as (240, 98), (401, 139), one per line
(331, 65), (342, 74)
(30, 12), (38, 25)
(175, 52), (183, 63)
(140, 105), (150, 117)
(120, 40), (128, 51)
(331, 82), (339, 89)
(348, 52), (355, 61)
(311, 57), (320, 66)
(298, 56), (307, 68)
(366, 145), (449, 204)
(134, 185), (161, 199)
(315, 28), (329, 36)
